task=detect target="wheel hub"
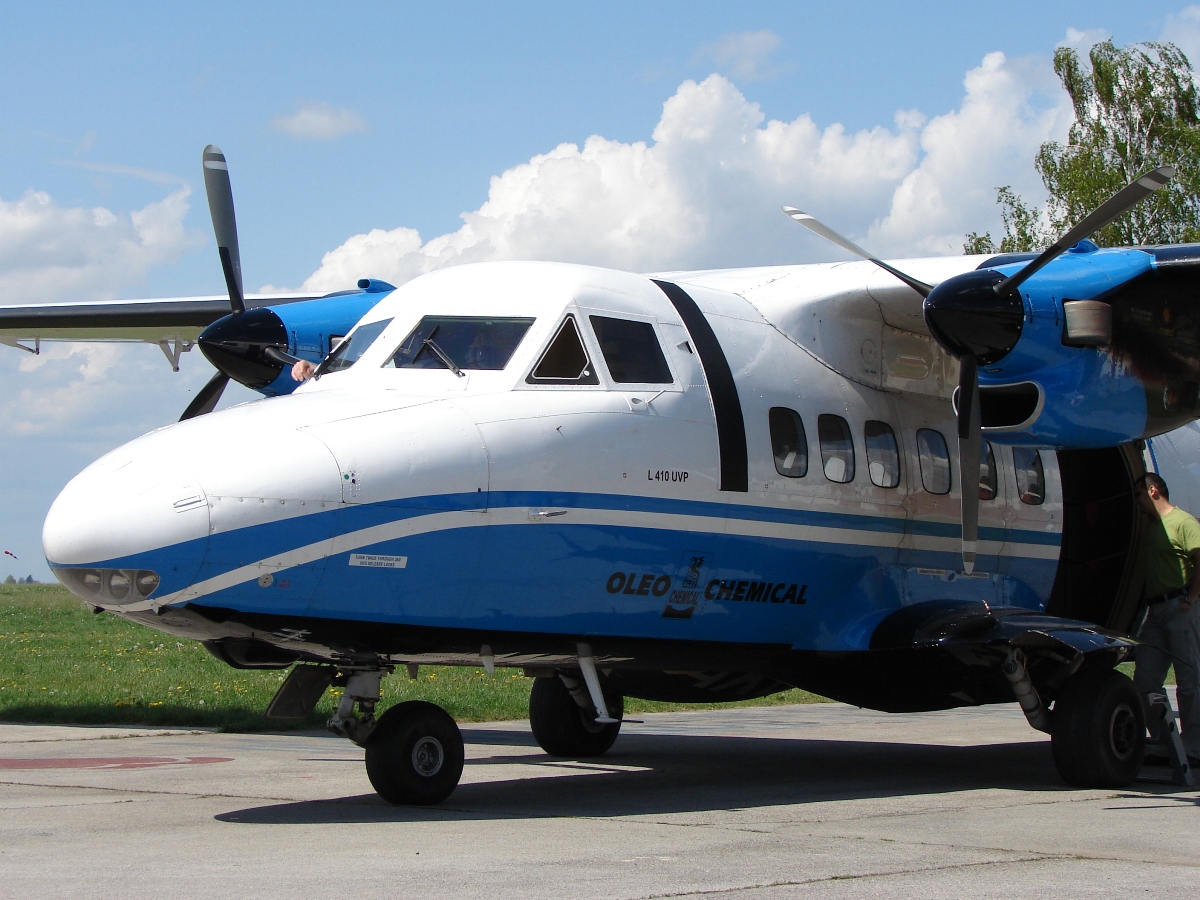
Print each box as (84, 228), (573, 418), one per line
(1108, 703), (1139, 761)
(411, 736), (445, 777)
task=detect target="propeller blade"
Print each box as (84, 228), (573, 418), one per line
(997, 165), (1174, 296)
(782, 207), (933, 298)
(202, 145), (245, 314)
(956, 355), (982, 574)
(180, 371), (229, 421)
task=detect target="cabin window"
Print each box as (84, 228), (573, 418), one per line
(864, 421), (900, 488)
(1014, 447), (1045, 505)
(980, 442), (998, 501)
(769, 407), (808, 478)
(818, 414), (855, 483)
(589, 316), (672, 384)
(527, 316), (598, 385)
(917, 429), (951, 495)
(318, 318), (393, 373)
(384, 316), (535, 371)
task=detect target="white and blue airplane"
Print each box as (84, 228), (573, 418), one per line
(3, 149), (1196, 804)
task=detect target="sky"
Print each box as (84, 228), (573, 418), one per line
(2, 1), (1199, 579)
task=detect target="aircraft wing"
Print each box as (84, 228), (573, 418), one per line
(0, 292), (325, 346)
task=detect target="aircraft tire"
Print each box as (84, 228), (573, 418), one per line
(1050, 668), (1144, 788)
(529, 675), (623, 757)
(364, 700), (465, 805)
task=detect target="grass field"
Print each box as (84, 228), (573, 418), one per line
(0, 583), (826, 731)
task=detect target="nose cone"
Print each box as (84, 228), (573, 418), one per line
(44, 449), (211, 608)
(44, 455), (210, 568)
(45, 396), (347, 608)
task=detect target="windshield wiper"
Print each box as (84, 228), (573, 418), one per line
(312, 335), (349, 381)
(422, 338), (464, 377)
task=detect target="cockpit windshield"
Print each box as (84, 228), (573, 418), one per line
(315, 317), (393, 376)
(383, 316), (534, 371)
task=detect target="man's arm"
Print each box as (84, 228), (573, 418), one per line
(1187, 548), (1200, 609)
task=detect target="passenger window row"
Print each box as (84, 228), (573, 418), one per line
(768, 407), (1045, 504)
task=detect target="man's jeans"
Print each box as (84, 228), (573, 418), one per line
(1135, 597), (1200, 758)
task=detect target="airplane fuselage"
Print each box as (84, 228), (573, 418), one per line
(43, 259), (1074, 710)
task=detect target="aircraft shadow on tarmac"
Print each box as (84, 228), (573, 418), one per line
(215, 729), (1081, 826)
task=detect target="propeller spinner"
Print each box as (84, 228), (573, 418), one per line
(783, 165), (1174, 573)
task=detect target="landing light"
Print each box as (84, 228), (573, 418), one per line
(53, 567), (160, 606)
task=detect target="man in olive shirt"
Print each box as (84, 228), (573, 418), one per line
(1133, 473), (1200, 765)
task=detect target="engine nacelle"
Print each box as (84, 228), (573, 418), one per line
(963, 246), (1200, 448)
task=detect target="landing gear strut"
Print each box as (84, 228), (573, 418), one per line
(529, 673), (624, 757)
(1051, 668), (1145, 788)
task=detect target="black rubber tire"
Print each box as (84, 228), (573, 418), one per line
(1051, 668), (1145, 788)
(364, 700), (465, 805)
(529, 675), (623, 757)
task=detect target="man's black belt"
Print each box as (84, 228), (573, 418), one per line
(1148, 588), (1188, 606)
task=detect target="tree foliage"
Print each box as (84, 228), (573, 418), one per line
(965, 40), (1200, 254)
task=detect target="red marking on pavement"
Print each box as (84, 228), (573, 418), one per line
(0, 756), (233, 770)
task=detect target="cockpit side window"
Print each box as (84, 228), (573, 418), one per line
(588, 316), (672, 384)
(916, 428), (951, 495)
(527, 316), (599, 385)
(383, 316), (535, 371)
(317, 318), (393, 375)
(1014, 447), (1045, 505)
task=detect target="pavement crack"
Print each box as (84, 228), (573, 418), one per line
(0, 778), (300, 803)
(638, 853), (1057, 899)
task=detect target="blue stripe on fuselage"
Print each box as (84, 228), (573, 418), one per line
(54, 490), (1060, 651)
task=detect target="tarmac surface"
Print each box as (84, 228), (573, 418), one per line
(1, 700), (1197, 899)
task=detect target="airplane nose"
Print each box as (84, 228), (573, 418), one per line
(43, 449), (210, 608)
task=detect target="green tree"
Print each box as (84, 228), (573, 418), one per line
(966, 40), (1200, 254)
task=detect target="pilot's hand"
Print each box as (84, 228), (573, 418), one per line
(292, 359), (317, 382)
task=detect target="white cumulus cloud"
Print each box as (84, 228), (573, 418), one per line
(270, 102), (368, 140)
(869, 52), (1072, 256)
(0, 186), (198, 305)
(303, 55), (1070, 292)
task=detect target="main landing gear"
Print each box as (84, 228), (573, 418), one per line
(529, 644), (625, 757)
(530, 674), (624, 756)
(1003, 650), (1143, 788)
(1050, 667), (1144, 788)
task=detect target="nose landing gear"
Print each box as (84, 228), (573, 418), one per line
(364, 701), (465, 805)
(324, 669), (465, 805)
